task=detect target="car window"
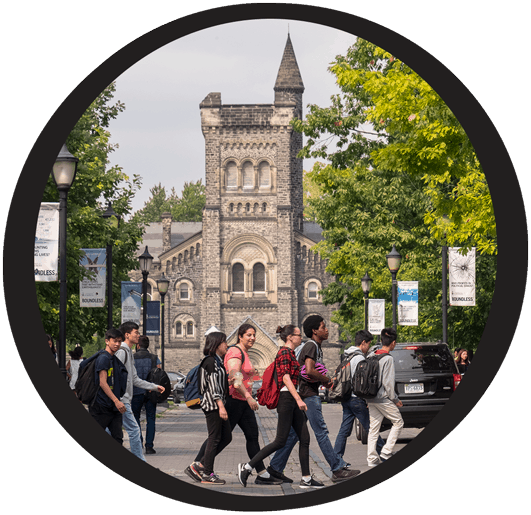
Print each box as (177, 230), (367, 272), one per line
(394, 347), (455, 373)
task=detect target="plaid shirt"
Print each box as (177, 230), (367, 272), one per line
(275, 347), (300, 390)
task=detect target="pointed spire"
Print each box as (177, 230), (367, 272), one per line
(274, 34), (304, 92)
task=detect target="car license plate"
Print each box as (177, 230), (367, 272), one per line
(405, 383), (424, 394)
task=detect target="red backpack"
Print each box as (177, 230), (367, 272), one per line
(256, 360), (279, 409)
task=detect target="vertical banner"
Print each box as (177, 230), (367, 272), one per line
(80, 249), (106, 307)
(368, 299), (385, 334)
(449, 247), (476, 306)
(146, 301), (160, 336)
(121, 282), (142, 325)
(398, 281), (419, 326)
(34, 202), (60, 282)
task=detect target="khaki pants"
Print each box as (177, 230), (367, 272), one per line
(367, 400), (404, 465)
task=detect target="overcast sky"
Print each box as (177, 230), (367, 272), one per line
(107, 19), (357, 213)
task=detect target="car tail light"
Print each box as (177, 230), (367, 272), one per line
(453, 373), (462, 390)
(404, 346), (420, 350)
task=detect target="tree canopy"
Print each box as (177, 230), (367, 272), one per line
(37, 82), (144, 347)
(293, 38), (496, 349)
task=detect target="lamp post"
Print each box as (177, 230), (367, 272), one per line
(441, 215), (450, 344)
(386, 245), (402, 331)
(52, 143), (78, 378)
(156, 273), (170, 370)
(361, 271), (373, 331)
(101, 202), (121, 330)
(138, 246), (153, 334)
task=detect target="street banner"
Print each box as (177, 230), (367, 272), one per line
(368, 299), (385, 334)
(80, 249), (106, 307)
(398, 281), (419, 326)
(121, 282), (142, 325)
(146, 301), (160, 336)
(34, 202), (59, 282)
(449, 247), (476, 306)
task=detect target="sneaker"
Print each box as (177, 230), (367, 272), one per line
(201, 473), (226, 485)
(184, 465), (201, 482)
(299, 475), (325, 489)
(145, 447), (156, 455)
(190, 461), (204, 481)
(254, 475), (283, 485)
(237, 463), (252, 487)
(367, 461), (381, 468)
(331, 467), (361, 482)
(267, 466), (293, 484)
(380, 452), (396, 462)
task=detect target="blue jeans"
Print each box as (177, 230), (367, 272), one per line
(270, 394), (347, 473)
(131, 394), (156, 449)
(107, 403), (145, 461)
(334, 396), (385, 457)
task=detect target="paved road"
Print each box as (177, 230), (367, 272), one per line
(128, 400), (421, 496)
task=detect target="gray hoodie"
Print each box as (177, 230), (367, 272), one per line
(367, 351), (399, 405)
(115, 343), (158, 404)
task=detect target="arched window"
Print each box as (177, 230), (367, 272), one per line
(242, 161), (254, 190)
(175, 322), (182, 336)
(226, 161), (237, 189)
(180, 283), (189, 300)
(259, 161), (270, 188)
(232, 263), (245, 292)
(308, 281), (318, 299)
(253, 263), (265, 292)
(187, 321), (194, 336)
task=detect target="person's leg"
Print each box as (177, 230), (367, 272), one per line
(144, 399), (157, 450)
(333, 399), (355, 457)
(353, 397), (385, 454)
(201, 410), (223, 476)
(121, 403), (146, 461)
(108, 411), (124, 445)
(367, 403), (385, 466)
(131, 394), (145, 446)
(304, 395), (347, 472)
(269, 426), (298, 472)
(89, 406), (123, 445)
(238, 401), (266, 473)
(291, 405), (311, 477)
(377, 400), (404, 459)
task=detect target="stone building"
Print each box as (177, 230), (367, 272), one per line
(130, 35), (342, 374)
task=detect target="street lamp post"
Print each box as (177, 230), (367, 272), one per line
(156, 274), (170, 370)
(361, 271), (373, 332)
(138, 246), (153, 334)
(101, 202), (121, 330)
(441, 215), (450, 344)
(52, 143), (78, 378)
(386, 245), (402, 331)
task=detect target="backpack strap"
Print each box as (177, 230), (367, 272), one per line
(227, 344), (245, 365)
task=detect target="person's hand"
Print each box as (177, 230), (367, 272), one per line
(297, 399), (307, 411)
(396, 400), (403, 408)
(115, 400), (126, 414)
(219, 407), (228, 420)
(247, 397), (259, 411)
(157, 385), (165, 393)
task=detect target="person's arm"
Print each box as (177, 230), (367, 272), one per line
(304, 357), (331, 385)
(227, 355), (258, 410)
(283, 374), (307, 411)
(98, 370), (126, 413)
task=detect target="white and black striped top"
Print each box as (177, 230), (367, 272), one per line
(199, 354), (229, 412)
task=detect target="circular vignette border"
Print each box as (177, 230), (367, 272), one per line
(3, 3), (527, 511)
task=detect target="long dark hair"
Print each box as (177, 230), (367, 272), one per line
(68, 346), (83, 360)
(456, 349), (470, 365)
(46, 334), (56, 354)
(277, 325), (297, 343)
(237, 323), (256, 342)
(203, 332), (227, 357)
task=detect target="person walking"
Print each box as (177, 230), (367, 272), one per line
(333, 330), (385, 460)
(185, 332), (232, 485)
(366, 327), (404, 467)
(237, 325), (324, 489)
(455, 349), (470, 374)
(66, 346), (83, 390)
(267, 315), (360, 483)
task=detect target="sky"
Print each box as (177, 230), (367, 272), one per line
(107, 19), (357, 213)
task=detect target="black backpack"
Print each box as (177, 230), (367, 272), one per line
(74, 350), (105, 405)
(352, 353), (389, 399)
(145, 366), (171, 404)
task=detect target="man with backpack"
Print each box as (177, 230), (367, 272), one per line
(333, 330), (385, 460)
(132, 335), (161, 455)
(116, 322), (165, 462)
(267, 315), (360, 483)
(366, 327), (404, 467)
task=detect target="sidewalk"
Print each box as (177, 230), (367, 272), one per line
(126, 401), (420, 496)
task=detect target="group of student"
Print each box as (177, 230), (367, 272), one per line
(185, 315), (404, 488)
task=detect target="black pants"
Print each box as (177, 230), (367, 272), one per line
(196, 396), (266, 473)
(249, 391), (310, 476)
(89, 404), (123, 445)
(201, 409), (232, 475)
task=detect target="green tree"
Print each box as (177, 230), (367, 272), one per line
(37, 82), (144, 346)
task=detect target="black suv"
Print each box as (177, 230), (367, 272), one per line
(355, 342), (461, 443)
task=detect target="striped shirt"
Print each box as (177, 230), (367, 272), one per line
(199, 354), (229, 412)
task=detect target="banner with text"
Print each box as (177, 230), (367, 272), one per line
(398, 281), (419, 326)
(80, 249), (106, 307)
(368, 299), (386, 334)
(146, 301), (160, 336)
(121, 282), (142, 325)
(449, 247), (476, 306)
(34, 203), (59, 282)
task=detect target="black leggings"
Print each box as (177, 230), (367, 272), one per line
(248, 391), (310, 476)
(201, 409), (232, 475)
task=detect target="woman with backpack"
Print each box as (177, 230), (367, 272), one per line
(237, 325), (324, 489)
(185, 331), (232, 485)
